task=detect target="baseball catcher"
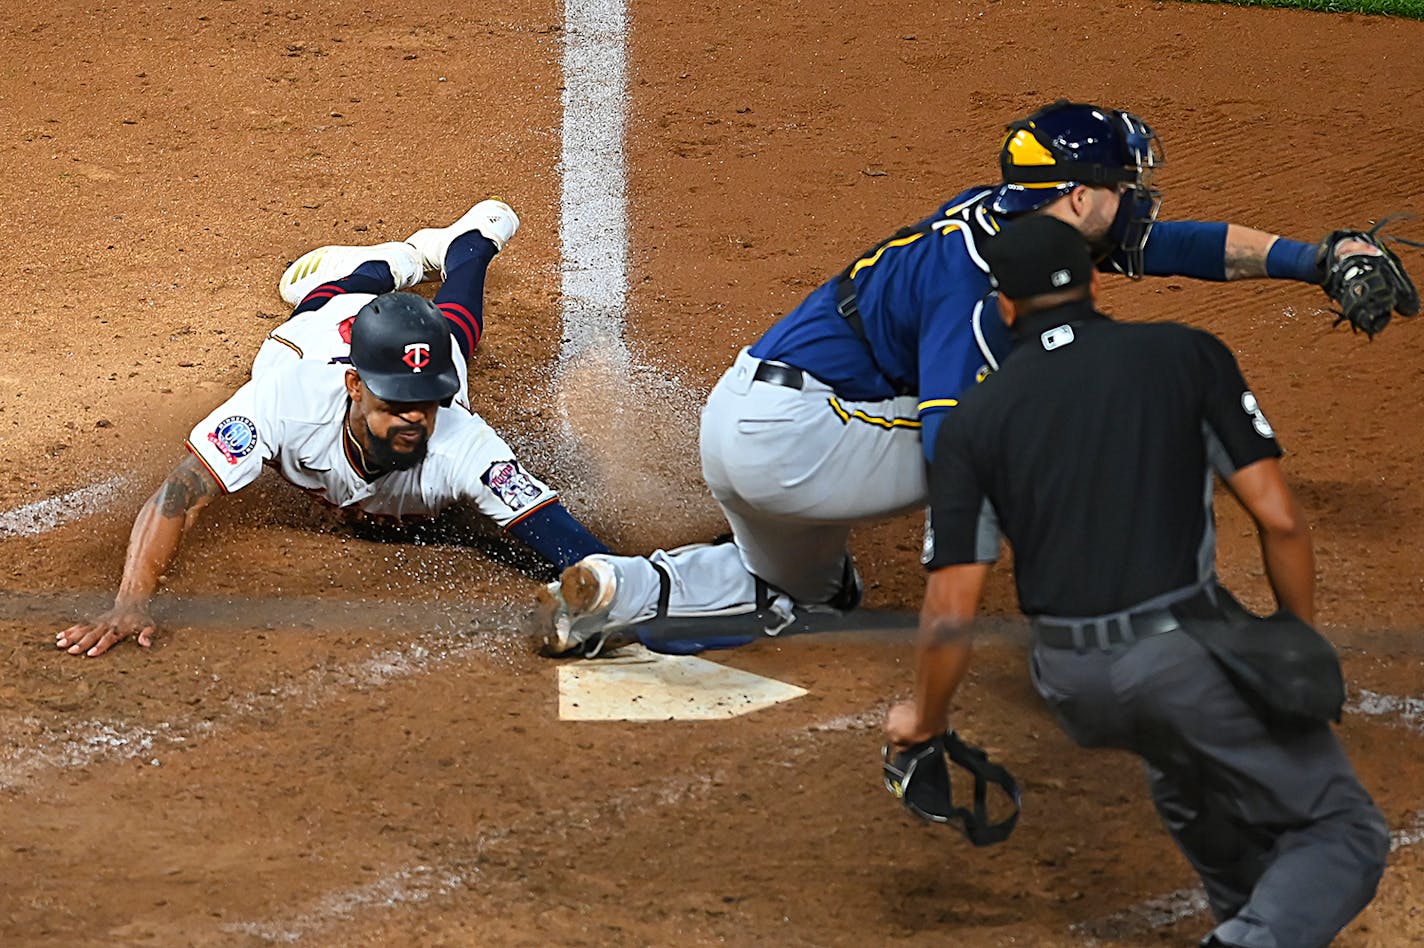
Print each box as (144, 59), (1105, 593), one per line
(532, 99), (1423, 660)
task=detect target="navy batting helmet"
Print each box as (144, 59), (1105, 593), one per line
(988, 101), (1163, 277)
(349, 292), (461, 404)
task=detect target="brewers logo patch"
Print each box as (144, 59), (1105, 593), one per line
(481, 460), (543, 511)
(208, 415), (258, 464)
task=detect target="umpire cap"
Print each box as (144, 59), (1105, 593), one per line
(982, 216), (1095, 301)
(348, 292), (461, 404)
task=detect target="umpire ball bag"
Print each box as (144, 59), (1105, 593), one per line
(1174, 588), (1346, 729)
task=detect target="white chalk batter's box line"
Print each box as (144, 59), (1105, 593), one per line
(1349, 688), (1424, 734)
(219, 769), (730, 943)
(0, 638), (486, 791)
(217, 726), (1424, 946)
(0, 476), (127, 539)
(4, 637), (1417, 943)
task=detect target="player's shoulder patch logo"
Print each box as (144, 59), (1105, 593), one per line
(481, 460), (544, 511)
(208, 415), (258, 464)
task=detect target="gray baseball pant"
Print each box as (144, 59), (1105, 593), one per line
(596, 348), (925, 626)
(1030, 628), (1389, 948)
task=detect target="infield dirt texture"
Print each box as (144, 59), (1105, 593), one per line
(2, 1), (1423, 945)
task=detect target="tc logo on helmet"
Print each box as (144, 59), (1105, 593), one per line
(402, 343), (431, 373)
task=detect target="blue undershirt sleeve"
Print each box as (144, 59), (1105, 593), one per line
(505, 500), (611, 571)
(1264, 237), (1321, 283)
(1140, 221), (1229, 281)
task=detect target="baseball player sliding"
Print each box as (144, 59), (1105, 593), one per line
(58, 199), (609, 657)
(534, 100), (1419, 657)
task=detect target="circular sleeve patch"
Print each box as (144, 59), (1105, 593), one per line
(208, 415), (258, 463)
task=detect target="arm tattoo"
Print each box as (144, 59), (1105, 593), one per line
(1223, 226), (1275, 280)
(156, 456), (223, 518)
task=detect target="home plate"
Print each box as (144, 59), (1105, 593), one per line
(558, 645), (808, 721)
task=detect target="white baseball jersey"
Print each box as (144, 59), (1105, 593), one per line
(187, 300), (554, 526)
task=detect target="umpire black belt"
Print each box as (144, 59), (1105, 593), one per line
(752, 360), (805, 390)
(1033, 606), (1183, 653)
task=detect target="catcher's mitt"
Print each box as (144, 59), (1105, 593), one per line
(881, 730), (1021, 847)
(1318, 215), (1422, 338)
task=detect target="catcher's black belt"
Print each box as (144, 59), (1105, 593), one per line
(751, 360), (805, 390)
(1032, 587), (1216, 653)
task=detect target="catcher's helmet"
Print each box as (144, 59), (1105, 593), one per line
(348, 292), (461, 405)
(988, 100), (1163, 277)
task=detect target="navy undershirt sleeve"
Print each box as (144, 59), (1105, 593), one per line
(506, 500), (610, 570)
(1141, 222), (1229, 281)
(289, 261), (396, 318)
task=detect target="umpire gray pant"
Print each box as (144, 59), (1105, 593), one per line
(1030, 628), (1388, 948)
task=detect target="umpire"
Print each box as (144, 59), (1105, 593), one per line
(883, 216), (1388, 947)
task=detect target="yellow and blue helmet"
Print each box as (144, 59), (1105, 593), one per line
(989, 101), (1164, 277)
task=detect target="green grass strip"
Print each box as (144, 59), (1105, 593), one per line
(1175, 0), (1424, 17)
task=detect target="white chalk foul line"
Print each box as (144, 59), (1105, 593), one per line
(0, 475), (127, 539)
(558, 0), (629, 368)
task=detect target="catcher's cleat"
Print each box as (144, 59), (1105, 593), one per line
(278, 241), (426, 306)
(533, 557), (623, 658)
(406, 198), (520, 279)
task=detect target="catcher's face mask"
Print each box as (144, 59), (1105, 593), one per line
(881, 730), (1022, 847)
(1103, 110), (1163, 280)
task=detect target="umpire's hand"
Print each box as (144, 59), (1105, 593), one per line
(885, 700), (941, 750)
(57, 604), (156, 657)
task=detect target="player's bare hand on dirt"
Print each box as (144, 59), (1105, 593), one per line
(56, 606), (156, 657)
(885, 700), (938, 750)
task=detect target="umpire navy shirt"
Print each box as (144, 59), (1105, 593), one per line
(924, 299), (1283, 617)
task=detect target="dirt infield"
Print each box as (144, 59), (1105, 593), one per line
(2, 0), (1423, 944)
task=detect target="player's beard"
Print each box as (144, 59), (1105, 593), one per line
(364, 420), (429, 472)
